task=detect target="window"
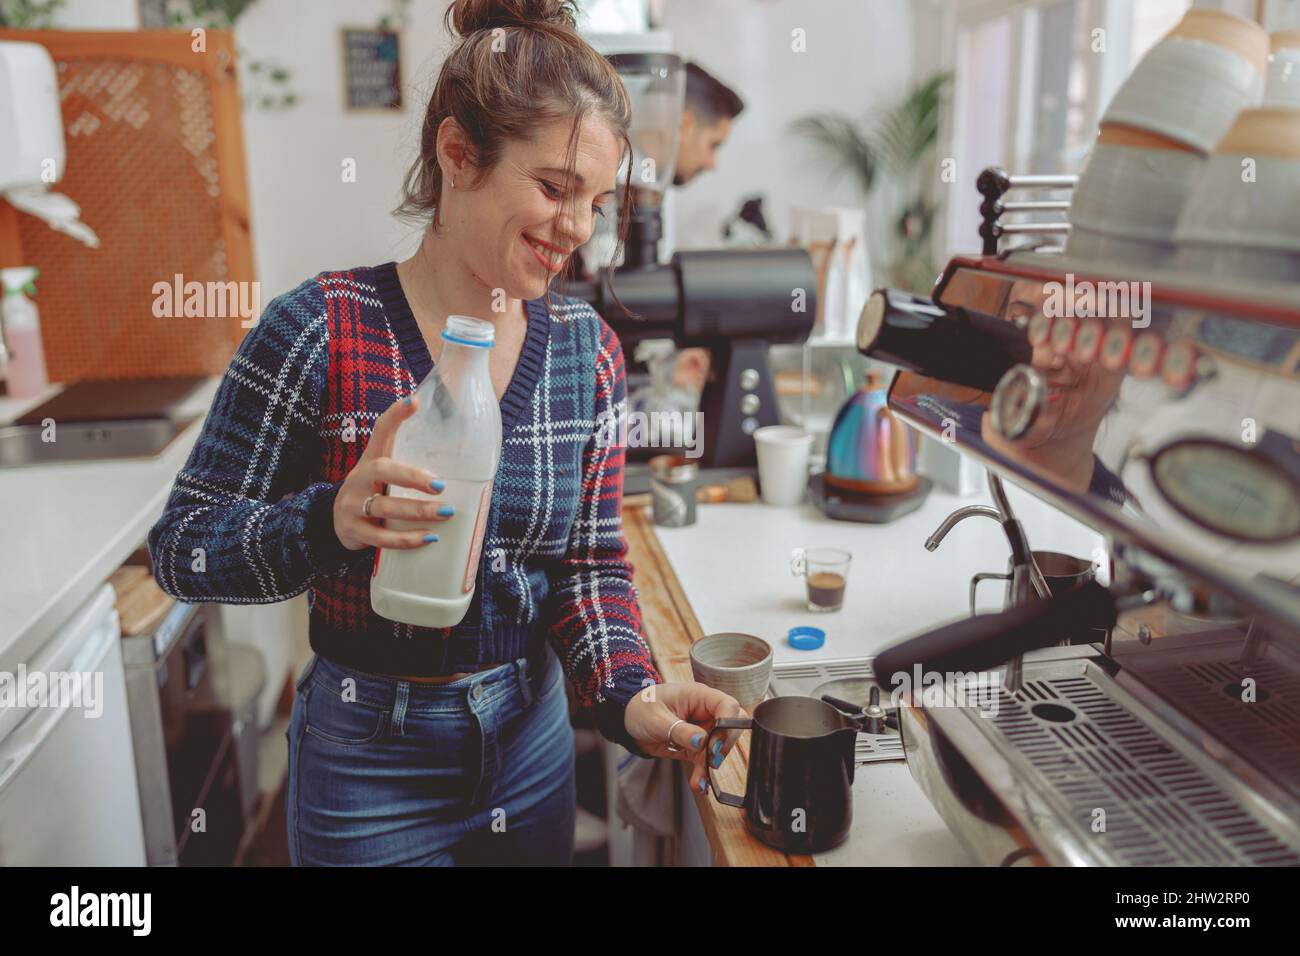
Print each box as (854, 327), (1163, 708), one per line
(576, 0), (649, 33)
(941, 0), (1190, 258)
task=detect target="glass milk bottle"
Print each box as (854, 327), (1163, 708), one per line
(371, 315), (502, 628)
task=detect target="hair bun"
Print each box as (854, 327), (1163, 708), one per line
(451, 0), (578, 36)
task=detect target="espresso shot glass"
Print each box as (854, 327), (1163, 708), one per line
(790, 547), (852, 613)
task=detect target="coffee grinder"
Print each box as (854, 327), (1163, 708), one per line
(569, 53), (817, 481)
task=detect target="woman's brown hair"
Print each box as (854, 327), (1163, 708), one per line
(396, 0), (635, 309)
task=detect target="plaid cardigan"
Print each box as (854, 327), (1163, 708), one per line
(148, 262), (661, 753)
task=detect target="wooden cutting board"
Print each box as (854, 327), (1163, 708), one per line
(109, 565), (175, 637)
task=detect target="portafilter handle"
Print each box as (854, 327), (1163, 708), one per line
(872, 580), (1118, 689)
(856, 288), (1032, 393)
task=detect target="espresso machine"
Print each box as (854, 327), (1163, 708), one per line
(857, 169), (1300, 866)
(570, 53), (816, 480)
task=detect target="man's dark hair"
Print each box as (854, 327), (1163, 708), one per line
(683, 62), (744, 125)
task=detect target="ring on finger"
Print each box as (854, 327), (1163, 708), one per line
(362, 493), (379, 519)
(665, 717), (686, 753)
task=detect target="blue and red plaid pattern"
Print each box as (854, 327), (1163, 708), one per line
(148, 263), (661, 753)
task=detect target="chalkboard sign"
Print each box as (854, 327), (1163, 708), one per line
(341, 28), (402, 111)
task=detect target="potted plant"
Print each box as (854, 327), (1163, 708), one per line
(790, 71), (952, 293)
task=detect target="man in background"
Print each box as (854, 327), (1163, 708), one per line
(673, 62), (744, 186)
(653, 62), (746, 398)
(576, 64), (744, 400)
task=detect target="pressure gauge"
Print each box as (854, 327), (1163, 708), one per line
(990, 364), (1047, 441)
(1150, 438), (1300, 542)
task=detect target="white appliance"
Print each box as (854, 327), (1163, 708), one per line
(0, 584), (147, 865)
(0, 40), (65, 191)
(0, 39), (98, 247)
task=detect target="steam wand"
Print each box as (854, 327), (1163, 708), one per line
(924, 472), (1051, 693)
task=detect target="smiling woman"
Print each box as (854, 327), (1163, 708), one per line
(145, 0), (745, 868)
(393, 0), (634, 306)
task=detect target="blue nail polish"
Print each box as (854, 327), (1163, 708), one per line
(691, 732), (705, 749)
(423, 534), (439, 543)
(430, 479), (446, 492)
(404, 396), (412, 406)
(437, 504), (454, 516)
(711, 739), (722, 757)
(712, 752), (724, 769)
(698, 778), (708, 792)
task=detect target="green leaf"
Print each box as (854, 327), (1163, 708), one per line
(868, 71), (952, 174)
(787, 114), (879, 196)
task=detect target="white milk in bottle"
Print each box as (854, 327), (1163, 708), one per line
(371, 315), (502, 628)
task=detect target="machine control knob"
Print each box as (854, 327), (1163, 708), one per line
(739, 368), (760, 391)
(740, 393), (761, 416)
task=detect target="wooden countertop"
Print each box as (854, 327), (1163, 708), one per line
(623, 503), (813, 867)
(622, 487), (1102, 867)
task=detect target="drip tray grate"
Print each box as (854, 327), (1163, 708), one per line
(967, 659), (1300, 866)
(769, 658), (904, 764)
(1125, 641), (1300, 802)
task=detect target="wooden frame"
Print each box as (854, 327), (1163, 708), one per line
(0, 28), (254, 294)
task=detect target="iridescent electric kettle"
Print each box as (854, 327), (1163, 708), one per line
(825, 369), (919, 496)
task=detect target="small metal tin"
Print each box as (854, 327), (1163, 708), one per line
(649, 454), (699, 527)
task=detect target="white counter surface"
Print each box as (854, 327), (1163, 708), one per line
(652, 478), (1104, 866)
(0, 381), (219, 671)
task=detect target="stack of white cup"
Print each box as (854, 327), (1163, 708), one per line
(1067, 9), (1269, 269)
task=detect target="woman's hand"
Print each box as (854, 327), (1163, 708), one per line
(332, 396), (454, 551)
(623, 682), (747, 794)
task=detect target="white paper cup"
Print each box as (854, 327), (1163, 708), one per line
(1172, 108), (1300, 283)
(1101, 36), (1264, 153)
(1174, 242), (1300, 282)
(1067, 143), (1205, 266)
(1174, 153), (1300, 252)
(754, 425), (814, 506)
(1265, 48), (1300, 108)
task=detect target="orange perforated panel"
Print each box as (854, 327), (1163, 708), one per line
(0, 30), (254, 383)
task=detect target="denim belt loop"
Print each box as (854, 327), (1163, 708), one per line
(391, 680), (411, 736)
(515, 658), (535, 709)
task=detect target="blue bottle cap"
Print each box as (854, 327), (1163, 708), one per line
(787, 626), (825, 651)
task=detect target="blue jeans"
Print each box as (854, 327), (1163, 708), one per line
(286, 645), (575, 866)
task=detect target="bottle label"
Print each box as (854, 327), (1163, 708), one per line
(464, 479), (494, 593)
